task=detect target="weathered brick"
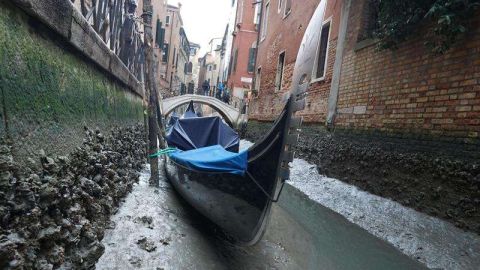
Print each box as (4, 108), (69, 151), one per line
(456, 106), (472, 112)
(459, 92), (476, 99)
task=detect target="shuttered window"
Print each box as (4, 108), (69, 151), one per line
(233, 49), (238, 73)
(247, 48), (256, 73)
(162, 44), (169, 63)
(315, 22), (330, 79)
(155, 20), (165, 48)
(275, 51), (285, 91)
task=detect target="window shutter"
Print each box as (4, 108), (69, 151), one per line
(159, 28), (165, 48)
(248, 48), (256, 72)
(155, 20), (163, 47)
(233, 49), (238, 72)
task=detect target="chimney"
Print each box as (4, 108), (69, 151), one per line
(178, 2), (182, 9)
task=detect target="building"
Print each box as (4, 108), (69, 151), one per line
(219, 0), (238, 83)
(159, 4), (190, 97)
(250, 0), (480, 141)
(197, 49), (222, 96)
(187, 42), (201, 93)
(227, 0), (261, 108)
(250, 0), (323, 119)
(151, 0), (169, 92)
(176, 27), (190, 95)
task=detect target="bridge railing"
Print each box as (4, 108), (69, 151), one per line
(73, 0), (144, 80)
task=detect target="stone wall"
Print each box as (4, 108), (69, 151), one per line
(0, 2), (147, 268)
(0, 1), (144, 164)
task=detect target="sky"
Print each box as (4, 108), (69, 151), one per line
(168, 0), (233, 55)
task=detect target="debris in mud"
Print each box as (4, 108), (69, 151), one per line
(129, 256), (142, 267)
(160, 237), (171, 246)
(134, 215), (154, 229)
(136, 237), (157, 252)
(0, 125), (146, 269)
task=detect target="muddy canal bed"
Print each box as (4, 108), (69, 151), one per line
(97, 141), (479, 270)
(96, 164), (295, 270)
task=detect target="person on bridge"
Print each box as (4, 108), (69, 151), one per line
(223, 89), (230, 105)
(216, 82), (224, 100)
(202, 80), (210, 96)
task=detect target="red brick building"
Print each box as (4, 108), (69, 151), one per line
(250, 0), (480, 141)
(227, 0), (261, 108)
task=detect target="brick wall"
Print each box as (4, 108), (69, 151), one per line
(250, 0), (480, 141)
(335, 0), (480, 140)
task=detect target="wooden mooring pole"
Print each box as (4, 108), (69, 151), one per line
(142, 0), (159, 186)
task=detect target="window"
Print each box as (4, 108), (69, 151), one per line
(162, 44), (169, 62)
(313, 21), (331, 80)
(261, 2), (270, 40)
(166, 15), (170, 25)
(187, 62), (193, 73)
(228, 56), (233, 76)
(155, 20), (164, 48)
(275, 51), (285, 91)
(278, 0), (283, 13)
(209, 65), (212, 71)
(358, 0), (380, 41)
(175, 52), (179, 68)
(248, 47), (256, 73)
(284, 0), (291, 17)
(255, 67), (261, 92)
(237, 0), (244, 24)
(173, 47), (176, 67)
(213, 64), (217, 70)
(254, 2), (261, 29)
(233, 48), (238, 73)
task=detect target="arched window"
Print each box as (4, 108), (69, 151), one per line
(187, 62), (193, 73)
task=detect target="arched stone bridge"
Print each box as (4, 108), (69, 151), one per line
(161, 94), (247, 128)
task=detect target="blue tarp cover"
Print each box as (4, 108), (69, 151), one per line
(170, 145), (248, 175)
(166, 116), (240, 152)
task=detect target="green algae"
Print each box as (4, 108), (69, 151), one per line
(0, 1), (143, 135)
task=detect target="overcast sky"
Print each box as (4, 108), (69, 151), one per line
(168, 0), (233, 55)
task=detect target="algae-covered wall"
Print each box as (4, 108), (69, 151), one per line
(0, 2), (144, 162)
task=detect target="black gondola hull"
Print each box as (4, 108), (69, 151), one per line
(165, 109), (289, 245)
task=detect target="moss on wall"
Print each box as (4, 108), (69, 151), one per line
(0, 2), (144, 161)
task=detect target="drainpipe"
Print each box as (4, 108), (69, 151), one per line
(326, 0), (351, 127)
(166, 10), (175, 90)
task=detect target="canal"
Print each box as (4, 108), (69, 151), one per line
(96, 142), (480, 270)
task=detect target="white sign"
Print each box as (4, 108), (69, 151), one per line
(240, 77), (253, 84)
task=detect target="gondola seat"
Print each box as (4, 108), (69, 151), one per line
(169, 145), (247, 176)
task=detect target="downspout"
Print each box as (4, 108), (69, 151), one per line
(326, 0), (351, 127)
(166, 10), (175, 89)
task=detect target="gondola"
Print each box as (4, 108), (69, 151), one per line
(163, 98), (302, 245)
(162, 1), (322, 244)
